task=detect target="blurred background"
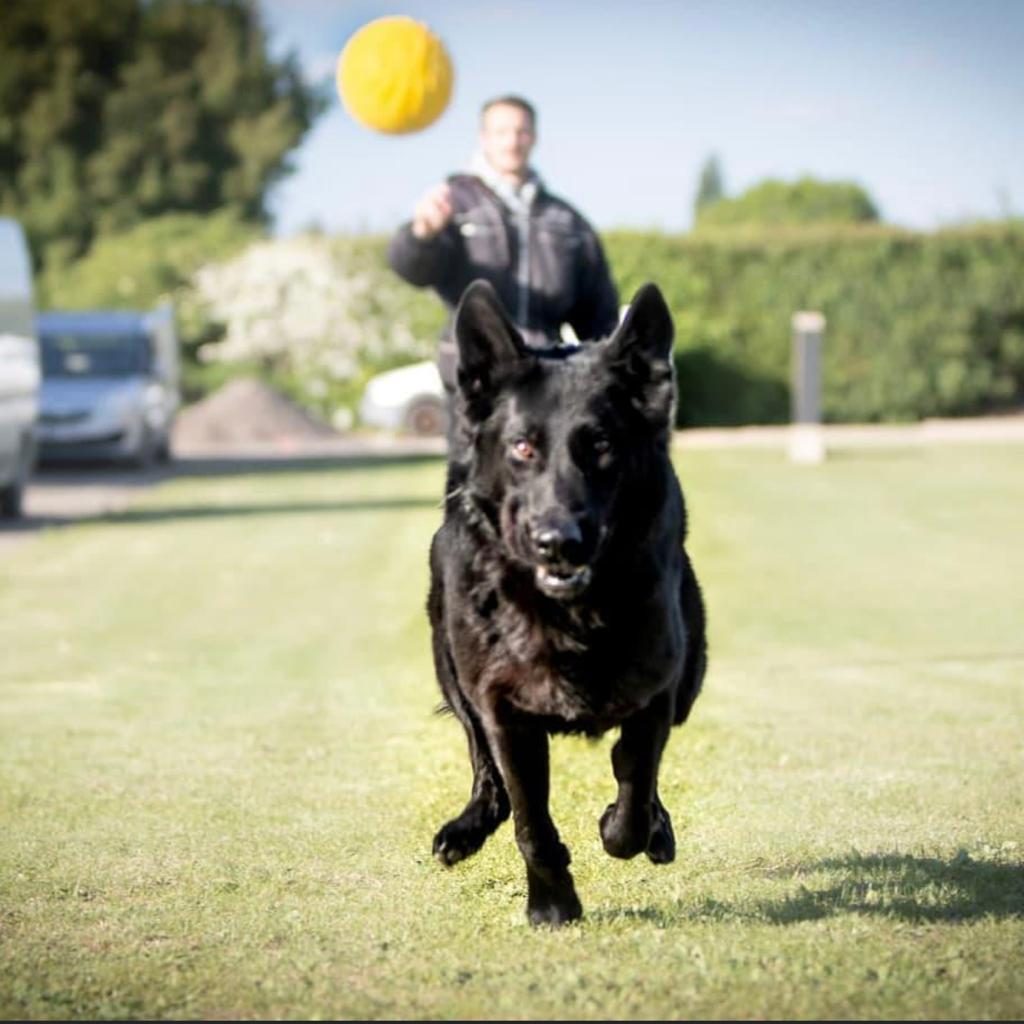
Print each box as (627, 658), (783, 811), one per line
(1, 0), (1022, 467)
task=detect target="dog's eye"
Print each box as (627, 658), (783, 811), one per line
(590, 434), (615, 466)
(511, 438), (538, 462)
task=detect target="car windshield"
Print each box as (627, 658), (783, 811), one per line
(41, 330), (152, 378)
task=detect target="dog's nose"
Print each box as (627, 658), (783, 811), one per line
(532, 518), (584, 565)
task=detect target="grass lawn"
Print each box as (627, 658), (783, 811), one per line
(0, 442), (1022, 1020)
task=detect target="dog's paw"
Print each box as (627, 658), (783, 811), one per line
(599, 802), (646, 859)
(432, 819), (487, 866)
(526, 874), (583, 927)
(527, 897), (583, 927)
(432, 792), (509, 866)
(646, 800), (676, 865)
(600, 800), (676, 862)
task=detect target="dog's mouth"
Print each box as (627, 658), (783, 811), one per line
(534, 564), (593, 600)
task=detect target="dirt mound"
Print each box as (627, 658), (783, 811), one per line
(173, 377), (339, 447)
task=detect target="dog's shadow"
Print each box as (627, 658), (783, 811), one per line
(594, 850), (1024, 926)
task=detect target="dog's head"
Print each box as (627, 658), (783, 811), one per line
(452, 279), (676, 601)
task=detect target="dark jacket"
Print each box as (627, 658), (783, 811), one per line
(388, 173), (620, 387)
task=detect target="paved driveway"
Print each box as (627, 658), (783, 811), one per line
(0, 436), (447, 556)
(0, 463), (176, 555)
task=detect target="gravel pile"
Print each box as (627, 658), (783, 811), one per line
(172, 377), (339, 447)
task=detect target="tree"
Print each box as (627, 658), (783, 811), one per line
(0, 0), (326, 270)
(694, 175), (880, 230)
(693, 154), (725, 219)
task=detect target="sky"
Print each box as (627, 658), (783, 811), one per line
(260, 0), (1024, 237)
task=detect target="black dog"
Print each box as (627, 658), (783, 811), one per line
(427, 279), (707, 926)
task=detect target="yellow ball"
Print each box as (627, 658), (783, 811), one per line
(337, 16), (454, 135)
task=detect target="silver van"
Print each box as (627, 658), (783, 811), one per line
(36, 304), (180, 466)
(0, 218), (41, 518)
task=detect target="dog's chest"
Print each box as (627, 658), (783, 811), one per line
(465, 586), (677, 732)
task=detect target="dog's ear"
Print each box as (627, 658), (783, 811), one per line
(606, 282), (677, 433)
(454, 280), (530, 415)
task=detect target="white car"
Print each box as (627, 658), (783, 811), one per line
(359, 360), (448, 437)
(0, 217), (41, 518)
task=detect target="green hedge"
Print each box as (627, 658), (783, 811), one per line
(605, 222), (1024, 426)
(42, 218), (1024, 427)
(369, 221), (1024, 426)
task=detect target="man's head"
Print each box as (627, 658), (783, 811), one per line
(479, 95), (536, 184)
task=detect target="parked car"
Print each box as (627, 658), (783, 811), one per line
(359, 359), (448, 437)
(36, 304), (180, 467)
(0, 217), (41, 518)
(356, 315), (630, 440)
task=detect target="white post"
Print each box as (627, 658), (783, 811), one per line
(788, 311), (826, 464)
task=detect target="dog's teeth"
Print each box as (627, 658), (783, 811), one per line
(535, 565), (592, 596)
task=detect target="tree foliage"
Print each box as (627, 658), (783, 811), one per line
(695, 175), (880, 230)
(0, 0), (326, 270)
(36, 209), (260, 310)
(693, 154), (724, 218)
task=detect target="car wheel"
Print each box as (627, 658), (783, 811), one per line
(130, 427), (157, 470)
(0, 479), (24, 519)
(0, 432), (35, 519)
(403, 396), (447, 437)
(155, 432), (173, 463)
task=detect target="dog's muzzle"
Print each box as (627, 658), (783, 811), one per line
(530, 519), (594, 600)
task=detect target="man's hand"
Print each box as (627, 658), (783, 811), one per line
(412, 182), (453, 240)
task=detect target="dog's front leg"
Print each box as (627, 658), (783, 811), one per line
(482, 703), (582, 926)
(600, 690), (676, 864)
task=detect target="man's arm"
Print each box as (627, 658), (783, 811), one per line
(387, 223), (458, 288)
(387, 182), (458, 288)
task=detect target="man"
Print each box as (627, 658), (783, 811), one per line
(387, 95), (620, 393)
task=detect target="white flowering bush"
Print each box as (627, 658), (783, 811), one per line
(191, 233), (438, 420)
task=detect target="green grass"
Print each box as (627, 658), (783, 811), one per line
(1, 443), (1022, 1020)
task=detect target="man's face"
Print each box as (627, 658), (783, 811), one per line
(480, 103), (536, 180)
